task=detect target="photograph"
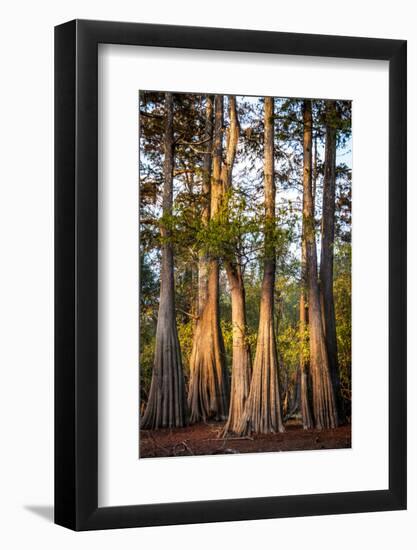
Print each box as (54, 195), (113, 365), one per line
(139, 91), (352, 458)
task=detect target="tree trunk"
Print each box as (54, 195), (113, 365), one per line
(141, 92), (188, 429)
(283, 364), (301, 421)
(299, 235), (314, 428)
(188, 95), (229, 422)
(320, 100), (345, 422)
(198, 95), (213, 315)
(302, 99), (338, 430)
(237, 97), (284, 435)
(223, 260), (252, 433)
(312, 134), (318, 203)
(219, 97), (252, 434)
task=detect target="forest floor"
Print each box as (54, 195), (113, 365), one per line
(140, 420), (351, 458)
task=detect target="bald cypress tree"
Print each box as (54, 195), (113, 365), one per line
(320, 99), (345, 422)
(197, 95), (213, 316)
(141, 92), (188, 429)
(302, 99), (338, 430)
(299, 239), (314, 429)
(237, 97), (284, 435)
(222, 96), (252, 435)
(188, 95), (229, 422)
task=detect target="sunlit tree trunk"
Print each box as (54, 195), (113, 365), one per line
(141, 92), (188, 429)
(237, 97), (284, 435)
(302, 99), (338, 430)
(198, 95), (213, 315)
(188, 95), (229, 422)
(299, 236), (314, 429)
(320, 100), (345, 422)
(221, 97), (252, 434)
(223, 261), (252, 433)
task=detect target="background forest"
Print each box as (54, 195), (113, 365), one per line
(139, 91), (351, 457)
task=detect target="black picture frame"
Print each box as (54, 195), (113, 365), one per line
(55, 19), (407, 531)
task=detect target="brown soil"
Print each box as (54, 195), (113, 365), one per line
(140, 420), (351, 458)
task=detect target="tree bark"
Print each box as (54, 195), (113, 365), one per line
(188, 95), (229, 422)
(220, 97), (252, 435)
(237, 97), (284, 435)
(302, 99), (338, 430)
(320, 100), (345, 422)
(223, 261), (252, 433)
(141, 92), (188, 429)
(198, 95), (213, 316)
(299, 236), (314, 429)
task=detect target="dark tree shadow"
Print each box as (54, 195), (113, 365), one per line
(24, 505), (54, 523)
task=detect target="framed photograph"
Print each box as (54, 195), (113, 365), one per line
(55, 19), (407, 530)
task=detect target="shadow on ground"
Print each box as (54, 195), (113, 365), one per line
(24, 505), (54, 523)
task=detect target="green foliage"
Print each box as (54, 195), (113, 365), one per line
(220, 319), (234, 371)
(139, 337), (155, 408)
(177, 320), (194, 380)
(278, 325), (301, 374)
(334, 243), (352, 405)
(139, 254), (159, 406)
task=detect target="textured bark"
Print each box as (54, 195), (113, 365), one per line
(223, 261), (252, 433)
(198, 96), (213, 315)
(312, 134), (318, 203)
(141, 92), (188, 429)
(237, 97), (284, 435)
(221, 96), (239, 192)
(320, 100), (345, 422)
(302, 100), (338, 430)
(299, 236), (314, 429)
(188, 95), (229, 422)
(283, 364), (301, 420)
(221, 97), (252, 435)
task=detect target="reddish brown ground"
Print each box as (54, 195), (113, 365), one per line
(140, 420), (351, 458)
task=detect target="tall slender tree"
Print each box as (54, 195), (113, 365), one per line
(221, 97), (252, 435)
(237, 97), (284, 435)
(141, 93), (188, 429)
(302, 99), (338, 430)
(197, 95), (213, 315)
(299, 237), (314, 429)
(320, 100), (345, 422)
(188, 95), (229, 422)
